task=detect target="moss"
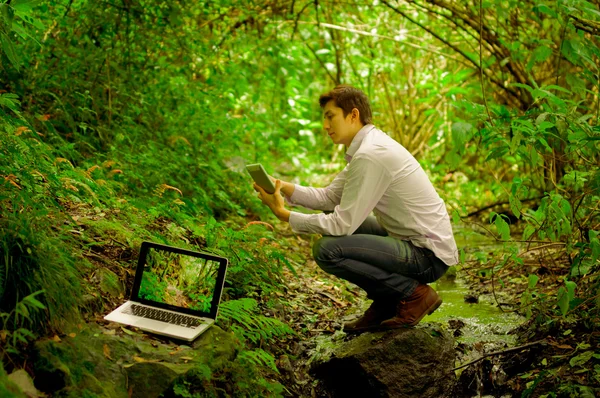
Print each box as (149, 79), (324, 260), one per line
(31, 325), (238, 397)
(97, 268), (124, 298)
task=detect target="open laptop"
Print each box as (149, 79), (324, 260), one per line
(104, 241), (228, 341)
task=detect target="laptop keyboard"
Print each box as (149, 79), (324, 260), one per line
(123, 304), (204, 328)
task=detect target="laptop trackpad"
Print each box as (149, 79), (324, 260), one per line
(133, 318), (170, 331)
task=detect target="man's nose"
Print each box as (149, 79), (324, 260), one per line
(323, 120), (330, 130)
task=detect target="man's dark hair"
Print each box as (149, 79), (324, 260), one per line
(319, 85), (373, 125)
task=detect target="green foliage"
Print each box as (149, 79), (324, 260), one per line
(0, 210), (83, 333)
(0, 361), (27, 398)
(0, 291), (44, 357)
(218, 298), (294, 344)
(0, 0), (599, 394)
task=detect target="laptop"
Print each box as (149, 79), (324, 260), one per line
(104, 241), (228, 341)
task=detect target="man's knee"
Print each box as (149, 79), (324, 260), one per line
(312, 237), (339, 269)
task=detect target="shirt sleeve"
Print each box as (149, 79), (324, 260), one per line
(286, 166), (348, 211)
(289, 155), (391, 236)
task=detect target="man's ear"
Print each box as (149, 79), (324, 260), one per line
(352, 108), (360, 123)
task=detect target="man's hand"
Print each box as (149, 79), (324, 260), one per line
(254, 179), (291, 222)
(268, 175), (295, 198)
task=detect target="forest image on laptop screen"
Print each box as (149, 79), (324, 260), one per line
(138, 247), (220, 313)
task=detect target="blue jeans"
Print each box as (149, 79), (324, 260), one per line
(312, 216), (448, 301)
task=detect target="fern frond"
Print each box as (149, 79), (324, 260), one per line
(218, 298), (294, 344)
(237, 349), (279, 373)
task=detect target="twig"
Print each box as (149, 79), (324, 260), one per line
(451, 339), (547, 371)
(479, 0), (493, 126)
(242, 221), (274, 231)
(304, 42), (338, 84)
(465, 196), (544, 218)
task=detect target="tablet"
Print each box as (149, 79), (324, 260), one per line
(246, 163), (276, 194)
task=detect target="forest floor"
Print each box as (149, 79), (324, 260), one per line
(36, 207), (599, 397)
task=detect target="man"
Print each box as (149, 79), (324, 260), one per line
(254, 85), (458, 332)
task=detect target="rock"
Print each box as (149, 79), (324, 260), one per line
(7, 370), (41, 398)
(0, 365), (28, 398)
(464, 294), (479, 304)
(30, 324), (238, 397)
(310, 324), (455, 398)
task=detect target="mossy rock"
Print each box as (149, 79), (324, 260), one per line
(311, 324), (455, 398)
(0, 365), (28, 398)
(30, 324), (239, 397)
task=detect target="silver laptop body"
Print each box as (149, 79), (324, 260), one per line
(104, 241), (228, 341)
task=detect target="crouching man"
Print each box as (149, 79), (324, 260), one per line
(253, 85), (458, 332)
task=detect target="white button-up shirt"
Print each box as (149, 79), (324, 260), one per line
(288, 124), (459, 266)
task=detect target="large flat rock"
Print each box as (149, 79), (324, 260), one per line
(311, 324), (455, 398)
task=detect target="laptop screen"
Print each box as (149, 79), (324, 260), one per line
(131, 242), (228, 319)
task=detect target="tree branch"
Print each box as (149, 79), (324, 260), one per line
(451, 339), (547, 371)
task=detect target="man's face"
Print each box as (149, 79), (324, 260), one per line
(322, 100), (360, 146)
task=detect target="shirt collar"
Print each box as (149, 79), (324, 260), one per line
(345, 124), (375, 163)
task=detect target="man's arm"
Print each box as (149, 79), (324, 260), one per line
(282, 167), (348, 211)
(288, 156), (391, 236)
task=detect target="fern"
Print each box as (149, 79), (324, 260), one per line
(237, 349), (279, 373)
(218, 298), (294, 344)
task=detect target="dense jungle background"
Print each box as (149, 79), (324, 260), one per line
(1, 0), (600, 397)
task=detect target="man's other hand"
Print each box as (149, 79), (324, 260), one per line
(254, 179), (290, 222)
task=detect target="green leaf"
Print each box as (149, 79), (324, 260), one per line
(535, 4), (558, 18)
(527, 46), (553, 71)
(557, 286), (568, 316)
(24, 292), (46, 310)
(569, 351), (593, 367)
(451, 122), (473, 154)
(565, 280), (576, 302)
(10, 0), (41, 13)
(0, 4), (15, 28)
(528, 274), (539, 289)
(0, 92), (21, 112)
(0, 32), (20, 71)
(494, 214), (511, 240)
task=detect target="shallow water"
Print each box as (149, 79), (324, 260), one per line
(425, 278), (524, 344)
(423, 226), (525, 344)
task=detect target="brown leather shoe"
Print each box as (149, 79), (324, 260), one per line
(343, 300), (397, 333)
(380, 284), (442, 329)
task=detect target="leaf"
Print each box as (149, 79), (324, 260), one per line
(570, 351), (593, 367)
(103, 344), (113, 360)
(0, 32), (20, 71)
(528, 274), (539, 289)
(556, 344), (573, 349)
(10, 0), (41, 13)
(133, 356), (147, 363)
(565, 280), (576, 302)
(24, 294), (46, 310)
(494, 214), (511, 240)
(451, 122), (473, 154)
(120, 326), (136, 335)
(0, 4), (14, 28)
(522, 225), (536, 241)
(557, 286), (568, 316)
